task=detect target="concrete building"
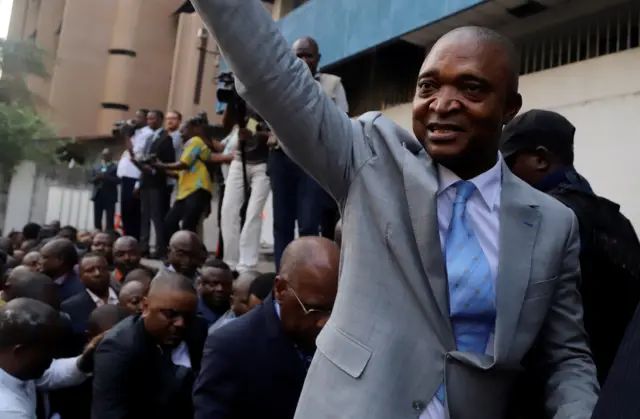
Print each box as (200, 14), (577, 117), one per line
(6, 0), (266, 138)
(270, 0), (640, 228)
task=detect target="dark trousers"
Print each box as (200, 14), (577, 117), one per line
(268, 149), (324, 271)
(140, 186), (170, 257)
(120, 177), (140, 240)
(165, 189), (211, 238)
(93, 197), (115, 231)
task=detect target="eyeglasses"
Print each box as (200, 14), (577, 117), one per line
(284, 279), (332, 317)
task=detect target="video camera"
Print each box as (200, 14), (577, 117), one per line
(216, 72), (247, 127)
(112, 119), (137, 137)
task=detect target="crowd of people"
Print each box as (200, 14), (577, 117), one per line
(4, 0), (640, 417)
(91, 32), (346, 274)
(0, 218), (340, 418)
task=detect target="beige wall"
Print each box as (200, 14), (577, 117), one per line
(7, 1), (288, 137)
(167, 12), (221, 123)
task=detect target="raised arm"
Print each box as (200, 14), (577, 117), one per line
(191, 0), (374, 202)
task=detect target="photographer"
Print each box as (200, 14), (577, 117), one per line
(215, 72), (272, 273)
(116, 109), (152, 240)
(221, 112), (271, 273)
(152, 117), (233, 238)
(130, 110), (175, 259)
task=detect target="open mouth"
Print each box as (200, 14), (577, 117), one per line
(426, 123), (464, 141)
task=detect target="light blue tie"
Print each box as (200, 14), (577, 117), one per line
(435, 181), (496, 404)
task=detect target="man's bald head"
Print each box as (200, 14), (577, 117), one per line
(0, 298), (59, 346)
(433, 26), (519, 95)
(168, 231), (203, 279)
(280, 236), (340, 284)
(292, 36), (321, 74)
(275, 237), (339, 352)
(41, 238), (78, 269)
(148, 271), (196, 298)
(22, 251), (40, 270)
(169, 230), (201, 248)
(113, 236), (138, 250)
(143, 271), (198, 346)
(3, 271), (60, 310)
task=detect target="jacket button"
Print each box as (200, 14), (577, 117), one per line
(412, 400), (426, 412)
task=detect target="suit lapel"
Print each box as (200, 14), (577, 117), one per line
(495, 166), (540, 360)
(401, 145), (454, 344)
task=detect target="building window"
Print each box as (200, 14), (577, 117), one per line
(517, 4), (640, 75)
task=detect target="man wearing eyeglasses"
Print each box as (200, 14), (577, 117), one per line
(194, 236), (339, 419)
(92, 272), (209, 419)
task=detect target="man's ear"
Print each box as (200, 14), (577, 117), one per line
(273, 276), (286, 303)
(534, 146), (552, 171)
(140, 296), (149, 316)
(503, 93), (523, 125)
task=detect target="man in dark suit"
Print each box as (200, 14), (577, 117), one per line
(39, 238), (85, 301)
(193, 237), (339, 419)
(92, 271), (208, 419)
(133, 110), (175, 258)
(591, 302), (640, 419)
(91, 148), (120, 231)
(61, 253), (118, 352)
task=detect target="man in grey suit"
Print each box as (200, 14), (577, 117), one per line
(191, 1), (599, 418)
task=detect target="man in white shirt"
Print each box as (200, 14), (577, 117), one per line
(0, 298), (93, 419)
(117, 109), (153, 240)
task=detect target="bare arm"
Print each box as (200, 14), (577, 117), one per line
(191, 0), (373, 202)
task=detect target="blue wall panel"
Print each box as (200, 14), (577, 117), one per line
(278, 0), (485, 67)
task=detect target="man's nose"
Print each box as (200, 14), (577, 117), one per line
(429, 86), (461, 114)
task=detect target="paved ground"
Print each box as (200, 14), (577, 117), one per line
(142, 257), (276, 273)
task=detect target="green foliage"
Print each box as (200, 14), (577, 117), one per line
(0, 104), (61, 179)
(0, 38), (49, 106)
(0, 38), (64, 178)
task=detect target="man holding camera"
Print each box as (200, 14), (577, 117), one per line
(132, 110), (175, 259)
(268, 36), (349, 271)
(117, 109), (153, 240)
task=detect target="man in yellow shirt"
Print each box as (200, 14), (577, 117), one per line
(153, 117), (232, 239)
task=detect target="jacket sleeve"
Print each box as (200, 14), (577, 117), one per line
(191, 0), (374, 203)
(91, 338), (135, 419)
(540, 214), (599, 418)
(192, 334), (239, 419)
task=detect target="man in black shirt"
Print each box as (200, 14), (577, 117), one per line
(501, 109), (640, 385)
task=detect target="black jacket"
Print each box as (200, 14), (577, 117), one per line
(90, 162), (120, 204)
(91, 314), (208, 419)
(139, 129), (175, 190)
(193, 294), (308, 419)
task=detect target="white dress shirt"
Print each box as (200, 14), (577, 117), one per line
(85, 288), (119, 307)
(170, 341), (192, 369)
(421, 156), (502, 419)
(117, 126), (153, 179)
(0, 357), (87, 419)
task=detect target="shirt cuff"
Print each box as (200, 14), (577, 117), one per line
(134, 181), (140, 189)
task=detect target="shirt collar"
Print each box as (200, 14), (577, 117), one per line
(54, 274), (67, 285)
(437, 154), (502, 211)
(0, 366), (25, 390)
(85, 288), (118, 307)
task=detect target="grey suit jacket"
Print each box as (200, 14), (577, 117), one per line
(192, 0), (599, 418)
